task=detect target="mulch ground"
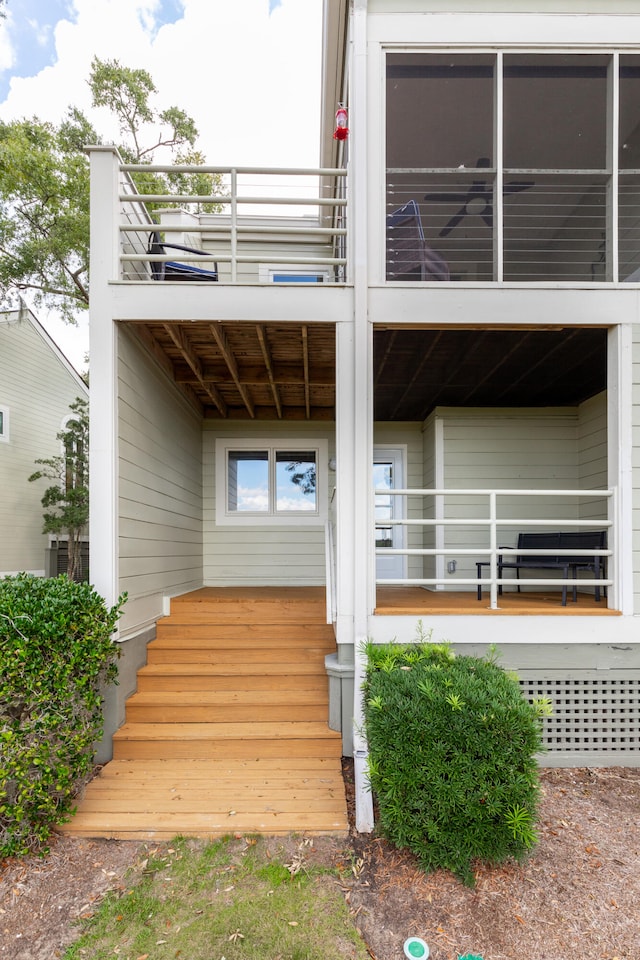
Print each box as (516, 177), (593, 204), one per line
(1, 762), (639, 960)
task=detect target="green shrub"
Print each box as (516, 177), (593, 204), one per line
(363, 630), (550, 885)
(0, 574), (125, 856)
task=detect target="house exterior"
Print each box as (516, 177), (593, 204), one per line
(89, 0), (640, 832)
(0, 308), (88, 579)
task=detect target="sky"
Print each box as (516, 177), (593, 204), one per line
(0, 0), (323, 371)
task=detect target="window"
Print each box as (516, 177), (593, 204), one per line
(215, 439), (328, 525)
(259, 264), (330, 283)
(0, 406), (8, 442)
(386, 51), (640, 283)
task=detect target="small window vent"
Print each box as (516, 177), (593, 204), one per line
(520, 675), (640, 753)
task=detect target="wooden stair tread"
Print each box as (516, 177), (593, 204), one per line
(114, 721), (341, 740)
(126, 690), (328, 706)
(61, 590), (347, 839)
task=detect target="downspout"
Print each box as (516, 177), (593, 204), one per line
(351, 0), (375, 834)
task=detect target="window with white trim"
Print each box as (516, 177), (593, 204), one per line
(0, 406), (8, 442)
(215, 438), (328, 525)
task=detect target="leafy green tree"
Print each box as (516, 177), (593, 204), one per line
(0, 57), (223, 321)
(28, 397), (89, 581)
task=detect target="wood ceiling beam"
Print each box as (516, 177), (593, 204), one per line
(255, 324), (283, 419)
(209, 323), (255, 419)
(301, 325), (310, 420)
(164, 324), (227, 417)
(388, 330), (444, 419)
(174, 363), (335, 386)
(132, 325), (203, 415)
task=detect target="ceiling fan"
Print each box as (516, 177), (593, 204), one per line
(424, 157), (534, 237)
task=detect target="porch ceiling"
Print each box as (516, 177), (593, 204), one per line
(127, 321), (607, 421)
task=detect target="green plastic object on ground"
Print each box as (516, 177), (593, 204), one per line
(403, 938), (429, 959)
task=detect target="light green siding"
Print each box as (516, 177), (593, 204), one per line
(203, 421), (334, 585)
(0, 313), (87, 576)
(425, 404), (608, 591)
(118, 329), (203, 601)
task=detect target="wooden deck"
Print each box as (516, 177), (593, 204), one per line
(375, 586), (619, 616)
(58, 589), (347, 841)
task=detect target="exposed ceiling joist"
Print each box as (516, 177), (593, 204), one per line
(209, 322), (255, 418)
(256, 324), (283, 418)
(164, 323), (228, 417)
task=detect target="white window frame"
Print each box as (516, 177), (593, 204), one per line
(0, 406), (9, 442)
(259, 263), (330, 283)
(215, 437), (328, 526)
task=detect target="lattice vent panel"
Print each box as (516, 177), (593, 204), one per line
(519, 676), (640, 753)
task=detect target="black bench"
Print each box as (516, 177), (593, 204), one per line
(476, 530), (607, 606)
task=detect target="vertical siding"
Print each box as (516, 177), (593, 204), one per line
(0, 315), (86, 575)
(203, 421), (334, 585)
(118, 329), (203, 600)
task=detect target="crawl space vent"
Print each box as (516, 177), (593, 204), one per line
(520, 675), (640, 753)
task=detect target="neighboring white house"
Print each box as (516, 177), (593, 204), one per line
(88, 0), (640, 830)
(0, 308), (88, 579)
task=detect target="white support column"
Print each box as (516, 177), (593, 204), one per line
(88, 146), (121, 612)
(350, 0), (374, 834)
(608, 323), (634, 614)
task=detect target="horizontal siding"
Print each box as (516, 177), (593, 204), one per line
(118, 329), (203, 606)
(578, 392), (608, 520)
(633, 328), (640, 615)
(439, 409), (581, 587)
(0, 316), (87, 574)
(203, 421), (334, 585)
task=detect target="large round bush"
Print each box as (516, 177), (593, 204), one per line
(363, 634), (549, 885)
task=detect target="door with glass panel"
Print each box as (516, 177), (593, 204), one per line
(373, 448), (406, 581)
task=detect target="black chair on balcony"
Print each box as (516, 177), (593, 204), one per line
(148, 231), (218, 281)
(386, 200), (450, 281)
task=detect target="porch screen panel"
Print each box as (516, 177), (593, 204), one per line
(619, 56), (640, 281)
(386, 54), (495, 282)
(503, 55), (608, 282)
(227, 450), (269, 513)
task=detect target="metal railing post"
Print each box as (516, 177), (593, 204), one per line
(489, 491), (498, 609)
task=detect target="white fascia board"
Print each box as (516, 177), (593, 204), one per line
(368, 12), (640, 46)
(108, 282), (354, 325)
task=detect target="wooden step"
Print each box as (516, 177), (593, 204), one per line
(113, 721), (342, 761)
(57, 757), (347, 840)
(155, 621), (334, 641)
(59, 589), (347, 839)
(136, 664), (328, 693)
(146, 646), (332, 665)
(125, 690), (328, 723)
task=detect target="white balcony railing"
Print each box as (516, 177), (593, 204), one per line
(375, 487), (613, 610)
(117, 163), (348, 285)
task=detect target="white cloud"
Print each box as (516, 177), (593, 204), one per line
(1, 0), (322, 165)
(1, 0), (322, 362)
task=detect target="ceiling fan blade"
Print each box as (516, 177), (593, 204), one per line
(424, 192), (469, 203)
(504, 181), (535, 195)
(481, 210), (493, 230)
(439, 209), (466, 237)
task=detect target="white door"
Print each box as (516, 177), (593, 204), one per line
(373, 448), (406, 581)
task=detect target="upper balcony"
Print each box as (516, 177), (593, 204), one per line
(101, 154), (348, 287)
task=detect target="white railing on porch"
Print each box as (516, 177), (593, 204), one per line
(117, 163), (348, 284)
(375, 487), (613, 610)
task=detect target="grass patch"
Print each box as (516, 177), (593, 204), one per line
(63, 835), (368, 960)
